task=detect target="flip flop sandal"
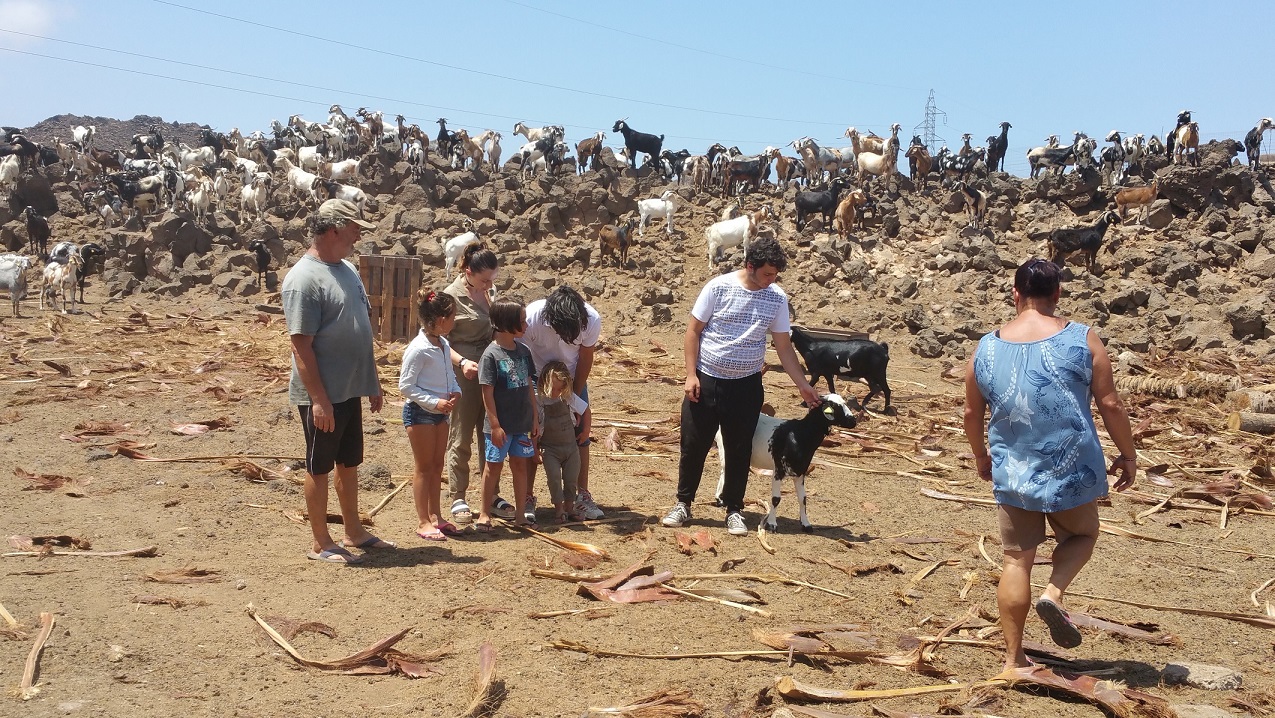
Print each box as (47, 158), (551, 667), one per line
(342, 535), (397, 550)
(491, 496), (516, 519)
(437, 522), (465, 537)
(473, 521), (494, 533)
(1035, 598), (1083, 649)
(416, 528), (447, 541)
(307, 547), (362, 564)
(450, 498), (474, 524)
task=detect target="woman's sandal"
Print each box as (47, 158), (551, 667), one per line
(473, 521), (494, 533)
(416, 527), (447, 541)
(450, 498), (474, 524)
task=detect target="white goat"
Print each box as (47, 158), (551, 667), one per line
(274, 157), (320, 205)
(297, 144), (324, 172)
(406, 140), (427, 178)
(240, 174), (271, 223)
(40, 251), (81, 314)
(705, 206), (772, 268)
(316, 180), (367, 217)
(443, 220), (479, 280)
(0, 254), (32, 317)
(212, 168), (231, 211)
(637, 190), (683, 236)
(322, 158), (361, 181)
(72, 124), (96, 151)
(186, 177), (213, 221)
(0, 155), (20, 193)
(166, 143), (215, 172)
(473, 130), (502, 170)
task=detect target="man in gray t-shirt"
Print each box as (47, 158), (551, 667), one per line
(281, 199), (392, 565)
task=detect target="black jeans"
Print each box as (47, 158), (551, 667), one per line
(676, 371), (763, 513)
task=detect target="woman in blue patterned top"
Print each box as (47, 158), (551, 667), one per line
(964, 258), (1137, 673)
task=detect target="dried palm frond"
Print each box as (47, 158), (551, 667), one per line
(457, 642), (500, 718)
(145, 567), (223, 584)
(586, 687), (704, 717)
(520, 525), (610, 559)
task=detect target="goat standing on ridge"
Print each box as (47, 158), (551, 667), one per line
(612, 119), (663, 169)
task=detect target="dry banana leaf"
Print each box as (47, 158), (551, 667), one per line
(458, 641), (500, 718)
(1066, 611), (1179, 645)
(3, 545), (158, 558)
(19, 612), (55, 700)
(246, 604), (447, 677)
(752, 628), (831, 653)
(996, 664), (1176, 718)
(131, 594), (208, 608)
(145, 567), (222, 584)
(1062, 587), (1275, 629)
(7, 534), (92, 551)
(577, 560), (656, 599)
(775, 675), (987, 702)
(521, 525), (610, 559)
(585, 687), (704, 717)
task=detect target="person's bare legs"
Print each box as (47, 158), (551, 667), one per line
(577, 443), (591, 492)
(1040, 533), (1097, 605)
(407, 423), (448, 533)
(334, 463), (374, 545)
(305, 470), (339, 553)
(477, 459), (503, 527)
(426, 424), (449, 526)
(510, 455), (531, 527)
(998, 547), (1036, 672)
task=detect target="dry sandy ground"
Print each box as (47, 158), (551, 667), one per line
(1, 271), (1273, 718)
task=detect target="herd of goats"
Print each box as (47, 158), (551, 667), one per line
(1, 105), (1274, 318)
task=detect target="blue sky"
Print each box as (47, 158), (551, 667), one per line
(3, 0), (1272, 176)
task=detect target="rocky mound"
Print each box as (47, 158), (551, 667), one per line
(15, 114), (211, 152)
(3, 116), (1274, 363)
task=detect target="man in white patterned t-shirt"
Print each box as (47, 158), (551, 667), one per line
(662, 237), (821, 536)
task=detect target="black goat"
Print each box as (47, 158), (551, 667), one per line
(794, 176), (847, 232)
(74, 243), (105, 303)
(1, 126), (22, 144)
(1244, 118), (1274, 169)
(1165, 110), (1191, 159)
(723, 156), (767, 196)
(1028, 145), (1075, 178)
(612, 120), (663, 169)
(10, 135), (41, 170)
(24, 207), (51, 257)
(790, 326), (892, 413)
(987, 121), (1011, 173)
(436, 118), (459, 162)
(1043, 210), (1121, 274)
(659, 149), (690, 183)
(200, 129), (227, 155)
(247, 240), (271, 287)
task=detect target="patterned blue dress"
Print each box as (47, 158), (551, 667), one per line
(973, 322), (1108, 513)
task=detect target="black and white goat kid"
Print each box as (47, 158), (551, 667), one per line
(713, 395), (857, 533)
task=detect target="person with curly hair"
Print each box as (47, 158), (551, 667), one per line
(662, 236), (820, 536)
(521, 285), (604, 521)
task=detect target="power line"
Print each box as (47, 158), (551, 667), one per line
(494, 0), (920, 93)
(147, 0), (857, 127)
(0, 45), (797, 149)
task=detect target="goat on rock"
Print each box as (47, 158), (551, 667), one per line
(1042, 210), (1122, 274)
(1244, 118), (1274, 169)
(712, 394), (858, 533)
(612, 119), (663, 169)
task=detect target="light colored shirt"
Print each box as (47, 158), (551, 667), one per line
(973, 321), (1108, 513)
(691, 272), (790, 379)
(282, 254), (380, 405)
(521, 298), (601, 375)
(399, 331), (462, 412)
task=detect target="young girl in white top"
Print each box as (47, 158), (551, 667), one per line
(399, 289), (463, 540)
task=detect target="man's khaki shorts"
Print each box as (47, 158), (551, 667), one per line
(996, 501), (1100, 552)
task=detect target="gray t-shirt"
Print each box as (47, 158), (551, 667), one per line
(478, 341), (536, 436)
(282, 255), (380, 406)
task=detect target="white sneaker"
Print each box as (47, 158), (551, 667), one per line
(575, 490), (605, 520)
(661, 502), (691, 528)
(725, 512), (748, 536)
(523, 495), (537, 524)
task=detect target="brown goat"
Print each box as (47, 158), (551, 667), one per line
(1114, 178), (1159, 225)
(832, 190), (870, 238)
(599, 218), (637, 267)
(905, 144), (932, 189)
(576, 132), (605, 174)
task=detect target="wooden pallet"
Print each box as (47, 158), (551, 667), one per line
(357, 255), (422, 342)
(791, 324), (869, 342)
